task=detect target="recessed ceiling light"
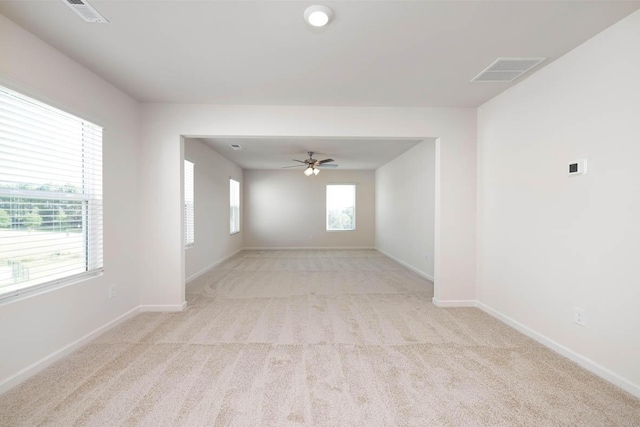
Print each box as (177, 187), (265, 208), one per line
(304, 5), (333, 27)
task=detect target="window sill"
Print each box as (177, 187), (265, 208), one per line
(0, 269), (104, 306)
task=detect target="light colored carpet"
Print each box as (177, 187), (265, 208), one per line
(0, 249), (638, 426)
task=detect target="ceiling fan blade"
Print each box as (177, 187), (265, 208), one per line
(318, 158), (335, 164)
(317, 164), (338, 168)
(282, 165), (305, 168)
(292, 159), (306, 163)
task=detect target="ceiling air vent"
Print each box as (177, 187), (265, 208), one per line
(472, 58), (546, 82)
(230, 144), (242, 150)
(62, 0), (109, 23)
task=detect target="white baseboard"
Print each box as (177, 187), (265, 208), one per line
(432, 298), (477, 308)
(475, 301), (640, 399)
(0, 305), (140, 396)
(375, 248), (434, 282)
(243, 246), (375, 250)
(186, 249), (242, 283)
(139, 301), (187, 312)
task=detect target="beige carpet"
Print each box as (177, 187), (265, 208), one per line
(0, 250), (638, 426)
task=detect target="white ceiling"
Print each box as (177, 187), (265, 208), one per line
(1, 1), (638, 107)
(196, 137), (426, 170)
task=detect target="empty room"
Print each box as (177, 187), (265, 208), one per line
(0, 1), (639, 425)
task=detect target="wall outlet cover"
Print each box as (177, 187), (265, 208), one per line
(573, 306), (586, 326)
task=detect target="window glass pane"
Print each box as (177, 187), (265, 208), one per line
(326, 184), (356, 231)
(184, 160), (194, 246)
(230, 179), (240, 234)
(0, 86), (103, 298)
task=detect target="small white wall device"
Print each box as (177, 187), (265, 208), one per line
(568, 159), (587, 176)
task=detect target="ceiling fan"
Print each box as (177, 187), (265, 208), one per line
(283, 151), (338, 176)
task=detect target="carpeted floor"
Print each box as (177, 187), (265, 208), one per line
(0, 250), (638, 426)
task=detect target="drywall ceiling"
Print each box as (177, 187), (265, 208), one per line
(1, 1), (639, 107)
(197, 137), (426, 170)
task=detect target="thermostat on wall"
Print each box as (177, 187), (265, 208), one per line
(568, 159), (587, 176)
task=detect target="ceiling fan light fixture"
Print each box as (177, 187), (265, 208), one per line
(286, 151), (336, 174)
(304, 5), (333, 27)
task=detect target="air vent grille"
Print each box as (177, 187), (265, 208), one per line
(62, 0), (109, 23)
(472, 58), (545, 82)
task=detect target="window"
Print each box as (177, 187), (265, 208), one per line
(326, 184), (356, 231)
(184, 160), (194, 247)
(230, 178), (240, 234)
(0, 86), (103, 299)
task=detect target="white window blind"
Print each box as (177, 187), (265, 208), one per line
(230, 178), (240, 234)
(326, 184), (356, 231)
(184, 160), (194, 247)
(0, 85), (103, 299)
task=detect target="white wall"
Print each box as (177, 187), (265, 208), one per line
(0, 15), (141, 391)
(477, 10), (640, 395)
(376, 140), (435, 279)
(243, 170), (375, 249)
(184, 138), (242, 279)
(140, 106), (476, 307)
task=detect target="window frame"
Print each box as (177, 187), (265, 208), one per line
(184, 160), (195, 248)
(326, 183), (357, 232)
(230, 178), (240, 235)
(0, 84), (104, 301)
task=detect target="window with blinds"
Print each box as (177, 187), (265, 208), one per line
(230, 178), (240, 234)
(0, 85), (103, 299)
(184, 160), (194, 247)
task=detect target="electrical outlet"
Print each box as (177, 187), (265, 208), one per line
(109, 284), (116, 299)
(573, 306), (586, 326)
